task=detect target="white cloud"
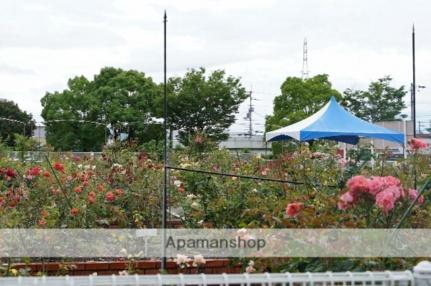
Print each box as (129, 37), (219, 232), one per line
(1, 0), (430, 132)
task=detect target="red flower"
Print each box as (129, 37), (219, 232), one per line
(178, 186), (185, 193)
(70, 207), (79, 216)
(97, 184), (105, 193)
(27, 166), (41, 177)
(285, 202), (303, 217)
(53, 162), (65, 173)
(74, 186), (82, 194)
(87, 191), (96, 204)
(43, 171), (50, 177)
(105, 191), (115, 202)
(409, 138), (428, 150)
(38, 218), (47, 227)
(6, 168), (16, 178)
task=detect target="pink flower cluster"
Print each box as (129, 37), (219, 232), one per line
(409, 138), (428, 150)
(338, 175), (424, 213)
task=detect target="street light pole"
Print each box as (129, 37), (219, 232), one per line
(412, 25), (416, 138)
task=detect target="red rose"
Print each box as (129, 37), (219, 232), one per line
(27, 166), (42, 176)
(74, 186), (82, 194)
(53, 162), (65, 173)
(43, 171), (50, 177)
(87, 191), (96, 204)
(285, 202), (303, 217)
(6, 168), (16, 178)
(70, 207), (79, 216)
(105, 191), (115, 202)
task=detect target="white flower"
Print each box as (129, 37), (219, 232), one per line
(92, 165), (96, 170)
(245, 265), (256, 273)
(248, 260), (255, 267)
(191, 202), (200, 210)
(175, 254), (189, 267)
(77, 164), (83, 169)
(193, 254), (206, 266)
(186, 194), (197, 200)
(173, 180), (182, 188)
(251, 188), (258, 193)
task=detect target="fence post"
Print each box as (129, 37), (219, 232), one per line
(414, 261), (431, 286)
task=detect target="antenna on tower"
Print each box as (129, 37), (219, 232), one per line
(301, 38), (309, 79)
(243, 90), (255, 137)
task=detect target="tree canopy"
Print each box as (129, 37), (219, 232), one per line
(265, 74), (342, 132)
(0, 99), (35, 146)
(165, 68), (247, 145)
(41, 67), (161, 151)
(342, 76), (407, 122)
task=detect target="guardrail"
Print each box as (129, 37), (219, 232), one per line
(4, 260), (431, 286)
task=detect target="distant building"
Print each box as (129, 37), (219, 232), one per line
(32, 125), (46, 145)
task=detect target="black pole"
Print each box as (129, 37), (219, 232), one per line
(161, 10), (168, 271)
(412, 25), (416, 138)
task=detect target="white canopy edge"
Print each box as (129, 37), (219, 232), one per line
(265, 100), (331, 142)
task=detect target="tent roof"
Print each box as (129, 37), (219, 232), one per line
(266, 97), (405, 145)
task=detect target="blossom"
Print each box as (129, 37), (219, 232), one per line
(337, 191), (355, 210)
(193, 254), (206, 266)
(408, 189), (425, 205)
(347, 175), (369, 194)
(70, 207), (79, 216)
(285, 202), (303, 217)
(177, 186), (185, 193)
(87, 191), (96, 204)
(375, 190), (396, 213)
(173, 180), (182, 188)
(367, 177), (386, 195)
(38, 218), (46, 227)
(175, 254), (190, 268)
(43, 171), (50, 177)
(105, 191), (115, 202)
(383, 176), (401, 187)
(6, 168), (16, 178)
(245, 260), (256, 273)
(53, 162), (65, 173)
(385, 185), (403, 200)
(27, 166), (41, 177)
(74, 186), (82, 194)
(409, 138), (428, 150)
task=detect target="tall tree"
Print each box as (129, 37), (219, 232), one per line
(266, 74), (342, 132)
(343, 76), (407, 122)
(165, 68), (247, 145)
(41, 67), (161, 151)
(0, 99), (35, 146)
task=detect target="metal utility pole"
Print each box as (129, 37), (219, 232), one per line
(301, 38), (309, 79)
(412, 25), (416, 137)
(248, 91), (253, 137)
(162, 10), (168, 271)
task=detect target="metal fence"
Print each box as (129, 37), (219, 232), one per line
(0, 268), (423, 286)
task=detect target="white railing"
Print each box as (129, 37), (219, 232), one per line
(3, 261), (431, 286)
(0, 270), (416, 286)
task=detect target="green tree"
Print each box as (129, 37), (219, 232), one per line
(41, 67), (161, 151)
(343, 76), (407, 122)
(166, 68), (247, 145)
(0, 99), (36, 146)
(265, 74), (342, 132)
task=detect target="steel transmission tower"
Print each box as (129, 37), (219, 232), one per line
(243, 91), (254, 137)
(301, 38), (309, 79)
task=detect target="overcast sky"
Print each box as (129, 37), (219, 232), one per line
(1, 0), (430, 133)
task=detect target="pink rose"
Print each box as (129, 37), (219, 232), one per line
(408, 189), (425, 205)
(285, 202), (303, 217)
(409, 138), (428, 150)
(347, 175), (369, 194)
(375, 190), (396, 213)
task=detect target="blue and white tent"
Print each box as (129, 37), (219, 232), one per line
(266, 97), (405, 145)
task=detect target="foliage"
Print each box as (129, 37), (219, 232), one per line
(265, 74), (342, 132)
(164, 68), (247, 146)
(0, 99), (36, 147)
(343, 76), (407, 122)
(41, 67), (161, 151)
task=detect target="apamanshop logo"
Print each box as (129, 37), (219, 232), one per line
(165, 235), (266, 251)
